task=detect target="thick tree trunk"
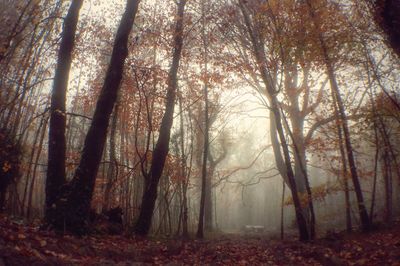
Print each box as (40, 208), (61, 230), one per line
(45, 0), (83, 225)
(49, 0), (139, 234)
(134, 0), (186, 236)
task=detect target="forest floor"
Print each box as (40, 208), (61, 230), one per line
(1, 215), (400, 265)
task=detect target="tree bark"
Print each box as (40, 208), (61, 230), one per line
(134, 0), (187, 236)
(45, 0), (83, 225)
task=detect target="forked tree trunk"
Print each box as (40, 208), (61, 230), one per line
(49, 0), (140, 234)
(45, 0), (83, 225)
(134, 0), (187, 236)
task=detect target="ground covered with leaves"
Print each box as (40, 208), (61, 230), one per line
(1, 215), (400, 265)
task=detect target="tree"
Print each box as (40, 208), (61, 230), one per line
(45, 0), (83, 225)
(305, 0), (371, 232)
(49, 0), (140, 234)
(134, 0), (187, 236)
(237, 0), (310, 241)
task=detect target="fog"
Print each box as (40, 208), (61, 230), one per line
(1, 0), (399, 241)
(187, 86), (400, 236)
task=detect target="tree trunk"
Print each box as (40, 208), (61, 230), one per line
(293, 129), (315, 239)
(45, 0), (83, 225)
(49, 0), (140, 234)
(323, 46), (371, 232)
(338, 126), (352, 232)
(134, 0), (186, 236)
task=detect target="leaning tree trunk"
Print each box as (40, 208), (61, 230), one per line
(134, 0), (187, 236)
(323, 19), (371, 233)
(45, 0), (83, 225)
(49, 0), (140, 234)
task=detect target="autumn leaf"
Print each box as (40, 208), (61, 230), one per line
(2, 161), (11, 173)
